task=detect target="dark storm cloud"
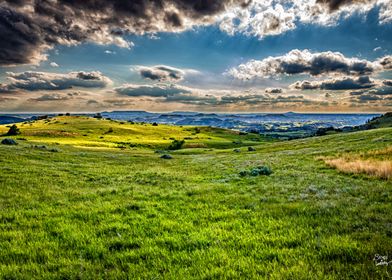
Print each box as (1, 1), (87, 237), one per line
(114, 84), (190, 97)
(265, 88), (284, 93)
(0, 6), (48, 65)
(316, 0), (376, 11)
(291, 76), (376, 90)
(357, 94), (383, 101)
(138, 65), (185, 82)
(350, 86), (392, 96)
(0, 0), (249, 65)
(350, 77), (392, 103)
(320, 76), (375, 90)
(378, 56), (392, 69)
(1, 0), (386, 67)
(383, 80), (392, 86)
(291, 80), (320, 90)
(2, 71), (111, 91)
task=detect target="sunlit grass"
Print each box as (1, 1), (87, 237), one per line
(0, 116), (269, 149)
(321, 145), (392, 179)
(324, 158), (392, 179)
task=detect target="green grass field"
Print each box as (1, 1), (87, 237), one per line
(0, 117), (391, 279)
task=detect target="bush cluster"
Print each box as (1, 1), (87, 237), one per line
(167, 139), (185, 150)
(240, 165), (272, 177)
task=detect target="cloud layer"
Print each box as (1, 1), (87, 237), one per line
(2, 71), (111, 91)
(229, 50), (389, 80)
(1, 0), (390, 66)
(114, 84), (190, 97)
(136, 65), (185, 82)
(0, 0), (248, 65)
(291, 76), (376, 90)
(219, 0), (392, 39)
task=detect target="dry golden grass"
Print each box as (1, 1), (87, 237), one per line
(324, 158), (392, 179)
(366, 146), (392, 157)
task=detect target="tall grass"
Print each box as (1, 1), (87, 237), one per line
(366, 146), (392, 156)
(324, 158), (392, 179)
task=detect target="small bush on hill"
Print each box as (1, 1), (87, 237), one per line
(36, 115), (48, 120)
(168, 139), (185, 150)
(240, 165), (272, 177)
(6, 125), (20, 136)
(315, 127), (342, 136)
(161, 154), (173, 159)
(1, 138), (18, 145)
(105, 127), (114, 134)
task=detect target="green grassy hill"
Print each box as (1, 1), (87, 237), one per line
(0, 117), (391, 279)
(0, 116), (268, 150)
(357, 112), (392, 130)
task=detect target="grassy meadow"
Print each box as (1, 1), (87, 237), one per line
(0, 116), (391, 279)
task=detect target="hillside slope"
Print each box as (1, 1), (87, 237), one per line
(0, 116), (269, 149)
(0, 120), (391, 279)
(357, 112), (392, 129)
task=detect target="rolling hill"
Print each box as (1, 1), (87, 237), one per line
(0, 116), (391, 279)
(363, 112), (392, 129)
(0, 116), (270, 150)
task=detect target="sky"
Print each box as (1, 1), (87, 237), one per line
(0, 0), (392, 113)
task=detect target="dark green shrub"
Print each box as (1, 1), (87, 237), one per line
(1, 138), (18, 145)
(239, 165), (272, 177)
(161, 154), (173, 159)
(6, 124), (20, 136)
(251, 166), (272, 176)
(167, 139), (185, 150)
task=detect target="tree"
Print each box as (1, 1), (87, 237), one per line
(6, 124), (20, 136)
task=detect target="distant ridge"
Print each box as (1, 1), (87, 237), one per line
(103, 110), (151, 114)
(264, 113), (286, 117)
(0, 116), (26, 125)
